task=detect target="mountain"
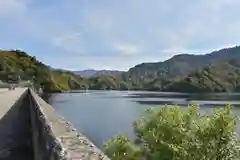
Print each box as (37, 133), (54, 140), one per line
(87, 76), (130, 90)
(0, 50), (129, 92)
(123, 46), (240, 87)
(163, 60), (240, 93)
(0, 50), (88, 92)
(2, 45), (240, 93)
(74, 69), (124, 78)
(74, 69), (97, 77)
(92, 70), (124, 77)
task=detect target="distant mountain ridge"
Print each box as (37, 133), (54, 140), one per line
(74, 69), (124, 78)
(2, 45), (240, 93)
(0, 50), (88, 92)
(72, 46), (240, 92)
(163, 60), (240, 92)
(123, 46), (240, 86)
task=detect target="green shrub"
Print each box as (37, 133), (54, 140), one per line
(105, 105), (240, 160)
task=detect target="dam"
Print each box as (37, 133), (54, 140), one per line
(0, 88), (109, 160)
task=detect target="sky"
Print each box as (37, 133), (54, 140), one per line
(1, 0), (240, 71)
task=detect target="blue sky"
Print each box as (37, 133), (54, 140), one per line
(1, 0), (240, 71)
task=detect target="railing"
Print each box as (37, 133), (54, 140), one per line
(0, 81), (40, 93)
(0, 83), (11, 88)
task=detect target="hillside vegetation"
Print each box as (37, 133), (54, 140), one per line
(163, 60), (240, 93)
(2, 45), (240, 93)
(105, 105), (240, 160)
(0, 50), (88, 92)
(88, 76), (129, 90)
(123, 46), (240, 90)
(74, 69), (124, 78)
(0, 50), (129, 92)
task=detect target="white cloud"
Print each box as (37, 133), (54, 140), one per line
(150, 0), (240, 53)
(0, 0), (28, 16)
(53, 32), (81, 47)
(114, 43), (140, 56)
(2, 0), (240, 70)
(52, 32), (86, 54)
(57, 55), (159, 71)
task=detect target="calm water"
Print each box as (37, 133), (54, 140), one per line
(45, 91), (240, 149)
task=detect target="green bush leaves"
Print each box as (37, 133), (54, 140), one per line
(105, 105), (240, 160)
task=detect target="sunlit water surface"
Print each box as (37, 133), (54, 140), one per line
(44, 91), (240, 149)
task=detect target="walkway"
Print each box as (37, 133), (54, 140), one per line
(0, 88), (26, 118)
(0, 88), (33, 160)
(0, 88), (109, 160)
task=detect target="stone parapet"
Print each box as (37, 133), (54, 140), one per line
(28, 89), (110, 160)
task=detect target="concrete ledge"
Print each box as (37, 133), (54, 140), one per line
(28, 89), (110, 160)
(0, 88), (33, 159)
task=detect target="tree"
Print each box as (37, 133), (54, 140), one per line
(105, 105), (240, 160)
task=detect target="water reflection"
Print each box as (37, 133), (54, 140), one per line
(128, 92), (240, 107)
(40, 93), (52, 103)
(46, 91), (240, 149)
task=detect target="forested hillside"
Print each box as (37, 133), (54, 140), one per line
(123, 46), (240, 88)
(0, 50), (88, 92)
(87, 76), (129, 90)
(74, 69), (123, 78)
(2, 46), (240, 93)
(0, 50), (129, 92)
(163, 60), (240, 92)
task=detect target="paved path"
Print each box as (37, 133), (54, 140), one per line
(31, 90), (110, 160)
(0, 88), (33, 160)
(0, 88), (109, 159)
(0, 88), (27, 119)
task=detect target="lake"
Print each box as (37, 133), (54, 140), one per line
(45, 91), (240, 149)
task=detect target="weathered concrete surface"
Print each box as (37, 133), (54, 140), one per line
(0, 88), (109, 160)
(0, 88), (26, 117)
(0, 88), (33, 160)
(30, 90), (110, 160)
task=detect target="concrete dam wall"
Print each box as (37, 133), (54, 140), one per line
(0, 89), (33, 160)
(0, 88), (109, 160)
